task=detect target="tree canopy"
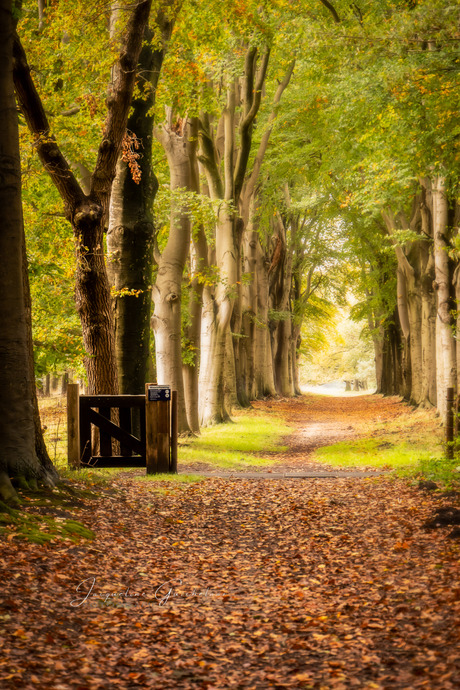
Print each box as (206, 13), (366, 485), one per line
(9, 0), (460, 438)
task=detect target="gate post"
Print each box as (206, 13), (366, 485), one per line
(67, 383), (80, 468)
(145, 384), (171, 474)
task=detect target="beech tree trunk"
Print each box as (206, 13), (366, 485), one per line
(383, 202), (436, 406)
(236, 60), (295, 403)
(197, 47), (271, 425)
(378, 310), (404, 396)
(0, 0), (56, 502)
(199, 208), (237, 424)
(269, 207), (296, 397)
(107, 9), (174, 393)
(432, 176), (455, 422)
(13, 0), (152, 394)
(182, 148), (208, 433)
(152, 117), (195, 433)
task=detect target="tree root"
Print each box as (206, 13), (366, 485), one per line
(0, 472), (20, 506)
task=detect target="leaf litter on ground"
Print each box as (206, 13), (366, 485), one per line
(0, 393), (459, 689)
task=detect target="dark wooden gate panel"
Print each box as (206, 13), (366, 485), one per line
(79, 395), (146, 467)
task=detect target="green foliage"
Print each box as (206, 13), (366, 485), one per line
(23, 171), (84, 377)
(155, 0), (302, 117)
(401, 456), (460, 488)
(301, 309), (376, 386)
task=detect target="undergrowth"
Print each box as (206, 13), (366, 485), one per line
(137, 473), (204, 483)
(398, 456), (460, 488)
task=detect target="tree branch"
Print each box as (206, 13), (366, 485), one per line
(318, 0), (341, 23)
(91, 0), (153, 200)
(12, 33), (85, 214)
(234, 46), (270, 204)
(197, 119), (224, 199)
(245, 59), (295, 202)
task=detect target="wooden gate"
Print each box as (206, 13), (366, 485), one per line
(67, 384), (178, 472)
(79, 395), (146, 468)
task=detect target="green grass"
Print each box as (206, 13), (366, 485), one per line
(137, 473), (204, 483)
(58, 466), (124, 484)
(313, 437), (440, 470)
(312, 422), (460, 487)
(177, 411), (292, 469)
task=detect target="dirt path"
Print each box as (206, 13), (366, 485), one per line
(252, 393), (412, 466)
(1, 394), (458, 689)
(181, 393), (415, 476)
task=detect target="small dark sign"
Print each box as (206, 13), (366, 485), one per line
(148, 385), (171, 402)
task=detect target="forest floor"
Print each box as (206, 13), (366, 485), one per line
(1, 394), (460, 689)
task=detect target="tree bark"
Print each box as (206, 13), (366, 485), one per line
(383, 206), (427, 405)
(432, 175), (455, 422)
(107, 7), (174, 394)
(0, 0), (56, 502)
(152, 117), (195, 433)
(182, 142), (208, 433)
(197, 47), (272, 423)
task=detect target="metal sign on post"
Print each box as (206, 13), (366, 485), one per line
(147, 384), (171, 402)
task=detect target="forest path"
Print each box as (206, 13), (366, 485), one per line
(1, 394), (459, 689)
(180, 392), (413, 478)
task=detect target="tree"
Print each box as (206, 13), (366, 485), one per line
(152, 115), (197, 433)
(13, 0), (153, 394)
(107, 3), (176, 394)
(0, 0), (57, 502)
(268, 0), (459, 417)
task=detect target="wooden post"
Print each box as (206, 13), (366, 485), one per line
(67, 383), (80, 468)
(171, 390), (178, 473)
(446, 386), (454, 459)
(145, 384), (171, 474)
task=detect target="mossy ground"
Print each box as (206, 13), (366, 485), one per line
(0, 482), (97, 544)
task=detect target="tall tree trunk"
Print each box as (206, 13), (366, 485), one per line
(0, 0), (55, 502)
(384, 208), (424, 405)
(270, 208), (295, 397)
(152, 117), (194, 433)
(255, 236), (277, 396)
(22, 223), (57, 477)
(199, 208), (237, 424)
(107, 9), (174, 393)
(432, 175), (455, 422)
(13, 1), (152, 394)
(237, 60), (295, 403)
(182, 148), (208, 433)
(379, 310), (404, 396)
(197, 47), (270, 425)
